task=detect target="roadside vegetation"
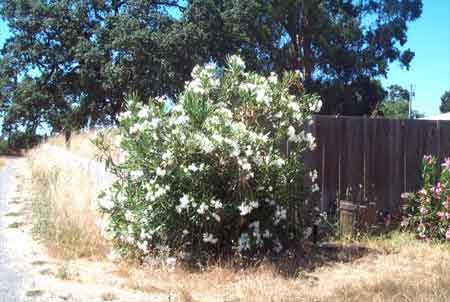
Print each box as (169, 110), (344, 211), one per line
(28, 144), (108, 259)
(45, 129), (118, 161)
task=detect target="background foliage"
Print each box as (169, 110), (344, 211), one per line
(0, 0), (422, 138)
(380, 84), (423, 119)
(439, 90), (450, 114)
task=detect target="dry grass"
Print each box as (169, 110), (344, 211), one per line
(306, 234), (450, 302)
(46, 129), (118, 160)
(56, 232), (450, 302)
(27, 144), (108, 259)
(25, 138), (450, 302)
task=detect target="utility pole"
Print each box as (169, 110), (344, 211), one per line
(409, 84), (415, 119)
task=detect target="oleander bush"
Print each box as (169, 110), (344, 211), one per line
(402, 155), (450, 240)
(95, 55), (322, 258)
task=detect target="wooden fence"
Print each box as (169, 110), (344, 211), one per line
(304, 116), (450, 216)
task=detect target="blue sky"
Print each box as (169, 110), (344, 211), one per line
(0, 0), (448, 117)
(380, 0), (450, 116)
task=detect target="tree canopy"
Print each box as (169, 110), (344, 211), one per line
(440, 90), (450, 113)
(0, 0), (423, 136)
(380, 84), (423, 119)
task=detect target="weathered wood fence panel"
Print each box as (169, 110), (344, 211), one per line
(307, 116), (450, 215)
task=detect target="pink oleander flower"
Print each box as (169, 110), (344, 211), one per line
(423, 155), (433, 165)
(443, 157), (450, 170)
(437, 211), (445, 220)
(420, 206), (428, 215)
(444, 200), (450, 209)
(432, 182), (443, 198)
(446, 228), (450, 240)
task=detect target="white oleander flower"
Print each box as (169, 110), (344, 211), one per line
(197, 202), (209, 215)
(203, 233), (218, 244)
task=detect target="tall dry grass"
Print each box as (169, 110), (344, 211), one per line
(46, 129), (118, 160)
(28, 144), (108, 259)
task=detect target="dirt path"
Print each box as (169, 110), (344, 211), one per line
(0, 157), (169, 302)
(0, 159), (25, 302)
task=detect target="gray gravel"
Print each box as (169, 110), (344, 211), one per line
(0, 159), (24, 302)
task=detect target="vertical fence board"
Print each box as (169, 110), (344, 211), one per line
(387, 120), (404, 214)
(404, 120), (440, 193)
(367, 119), (389, 211)
(317, 117), (341, 213)
(339, 117), (364, 202)
(439, 121), (450, 161)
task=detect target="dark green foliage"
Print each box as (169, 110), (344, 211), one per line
(0, 0), (196, 135)
(0, 0), (423, 136)
(439, 90), (450, 113)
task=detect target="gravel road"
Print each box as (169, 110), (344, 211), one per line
(0, 159), (24, 302)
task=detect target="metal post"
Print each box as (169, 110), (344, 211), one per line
(409, 84), (415, 119)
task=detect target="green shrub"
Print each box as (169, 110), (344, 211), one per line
(402, 155), (450, 240)
(95, 55), (322, 258)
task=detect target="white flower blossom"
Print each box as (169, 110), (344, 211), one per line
(176, 194), (191, 213)
(156, 167), (166, 177)
(287, 126), (296, 141)
(238, 201), (259, 216)
(137, 240), (149, 254)
(273, 158), (285, 168)
(211, 199), (223, 209)
(130, 170), (144, 180)
(118, 111), (131, 121)
(309, 169), (318, 182)
(203, 233), (218, 244)
(268, 72), (278, 84)
(309, 99), (323, 112)
(188, 163), (199, 172)
(228, 55), (246, 70)
(137, 105), (149, 118)
(312, 183), (320, 192)
(197, 202), (209, 215)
